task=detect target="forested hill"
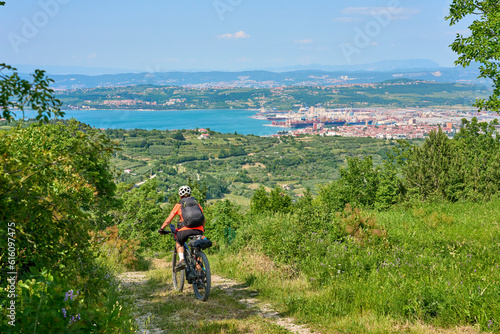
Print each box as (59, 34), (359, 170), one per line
(33, 66), (489, 90)
(56, 80), (489, 110)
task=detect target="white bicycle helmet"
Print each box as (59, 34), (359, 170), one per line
(178, 185), (191, 197)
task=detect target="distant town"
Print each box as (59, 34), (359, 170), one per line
(54, 80), (489, 112)
(254, 106), (500, 139)
(18, 78), (494, 140)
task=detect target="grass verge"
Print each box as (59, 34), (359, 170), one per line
(211, 200), (500, 333)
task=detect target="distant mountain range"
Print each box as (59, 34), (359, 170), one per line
(15, 59), (489, 90)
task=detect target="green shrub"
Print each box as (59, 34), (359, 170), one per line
(204, 200), (242, 249)
(249, 186), (292, 214)
(0, 121), (138, 332)
(90, 226), (145, 272)
(2, 269), (137, 333)
(221, 198), (500, 330)
(115, 179), (171, 252)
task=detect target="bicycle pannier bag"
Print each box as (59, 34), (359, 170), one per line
(180, 197), (205, 228)
(193, 237), (212, 249)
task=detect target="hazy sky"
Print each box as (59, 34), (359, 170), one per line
(0, 0), (472, 73)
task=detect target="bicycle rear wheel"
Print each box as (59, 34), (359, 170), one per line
(172, 251), (185, 292)
(192, 251), (211, 301)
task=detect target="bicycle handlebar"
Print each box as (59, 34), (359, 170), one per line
(158, 224), (177, 235)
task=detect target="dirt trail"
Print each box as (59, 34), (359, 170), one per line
(118, 258), (317, 334)
(210, 275), (316, 334)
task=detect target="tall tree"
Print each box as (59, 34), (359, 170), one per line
(402, 119), (500, 201)
(403, 127), (454, 200)
(452, 117), (500, 199)
(447, 0), (500, 111)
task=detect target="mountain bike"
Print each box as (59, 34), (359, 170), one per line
(162, 227), (211, 301)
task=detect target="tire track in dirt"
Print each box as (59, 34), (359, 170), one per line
(118, 259), (317, 334)
(211, 274), (317, 334)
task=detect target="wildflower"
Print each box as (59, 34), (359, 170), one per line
(488, 320), (493, 328)
(64, 290), (74, 302)
(68, 314), (81, 324)
(62, 308), (67, 318)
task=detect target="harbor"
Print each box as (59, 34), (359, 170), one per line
(253, 106), (500, 139)
(253, 106), (384, 129)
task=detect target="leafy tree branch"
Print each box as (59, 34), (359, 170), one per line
(447, 0), (500, 111)
(0, 63), (64, 122)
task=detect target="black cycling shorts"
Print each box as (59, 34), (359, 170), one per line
(175, 229), (203, 246)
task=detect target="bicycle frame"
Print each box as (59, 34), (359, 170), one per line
(167, 230), (211, 300)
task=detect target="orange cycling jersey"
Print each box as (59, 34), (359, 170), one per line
(164, 202), (205, 232)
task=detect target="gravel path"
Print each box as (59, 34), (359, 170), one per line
(118, 260), (317, 334)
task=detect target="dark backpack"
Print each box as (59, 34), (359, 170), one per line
(179, 196), (205, 228)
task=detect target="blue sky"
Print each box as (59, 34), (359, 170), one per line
(0, 0), (472, 73)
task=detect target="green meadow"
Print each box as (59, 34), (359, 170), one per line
(211, 199), (500, 332)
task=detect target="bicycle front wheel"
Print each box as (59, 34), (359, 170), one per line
(172, 251), (185, 292)
(193, 251), (211, 301)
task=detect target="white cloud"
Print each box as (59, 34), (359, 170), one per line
(217, 31), (250, 40)
(295, 39), (313, 44)
(87, 53), (97, 59)
(342, 7), (420, 20)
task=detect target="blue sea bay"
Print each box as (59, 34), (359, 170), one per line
(22, 109), (279, 136)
